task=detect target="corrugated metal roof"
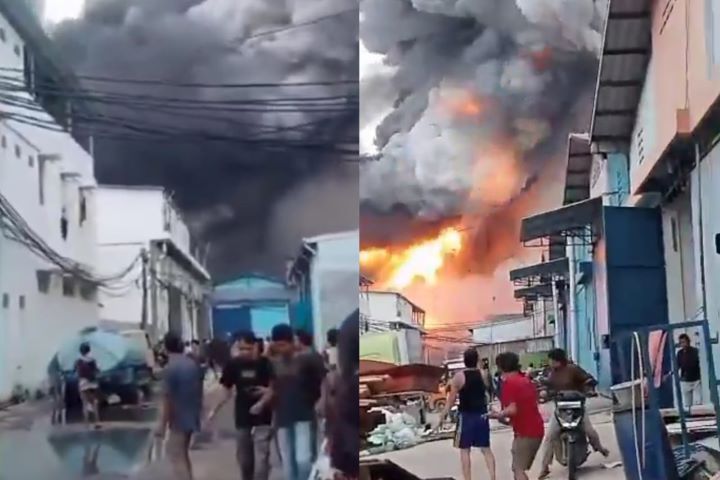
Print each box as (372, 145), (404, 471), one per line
(513, 284), (553, 300)
(564, 134), (593, 204)
(590, 0), (652, 146)
(520, 196), (603, 242)
(509, 257), (569, 283)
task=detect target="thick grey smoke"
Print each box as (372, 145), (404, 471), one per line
(48, 0), (358, 280)
(360, 0), (604, 241)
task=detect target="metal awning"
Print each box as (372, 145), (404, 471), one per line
(564, 134), (592, 205)
(514, 284), (553, 300)
(520, 196), (603, 243)
(590, 0), (651, 151)
(509, 257), (569, 283)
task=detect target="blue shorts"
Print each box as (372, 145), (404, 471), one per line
(454, 412), (490, 449)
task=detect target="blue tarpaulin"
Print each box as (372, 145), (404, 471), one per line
(52, 327), (144, 374)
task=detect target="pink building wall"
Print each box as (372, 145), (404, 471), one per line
(631, 0), (720, 192)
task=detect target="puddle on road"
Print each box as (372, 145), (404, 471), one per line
(0, 427), (152, 480)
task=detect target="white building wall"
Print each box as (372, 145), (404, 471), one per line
(472, 317), (535, 344)
(97, 243), (144, 327)
(662, 190), (698, 326)
(691, 143), (720, 402)
(0, 15), (99, 399)
(309, 230), (359, 349)
(362, 291), (417, 325)
(95, 187), (208, 340)
(95, 188), (165, 245)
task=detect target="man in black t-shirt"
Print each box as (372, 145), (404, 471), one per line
(206, 331), (274, 480)
(676, 333), (702, 408)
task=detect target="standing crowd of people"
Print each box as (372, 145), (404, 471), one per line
(436, 347), (610, 480)
(154, 310), (359, 480)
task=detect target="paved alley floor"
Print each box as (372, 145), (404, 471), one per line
(373, 412), (624, 480)
(133, 382), (284, 480)
(0, 376), (260, 480)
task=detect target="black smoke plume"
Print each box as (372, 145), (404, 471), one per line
(48, 0), (359, 281)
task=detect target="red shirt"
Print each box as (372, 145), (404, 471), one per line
(500, 372), (544, 438)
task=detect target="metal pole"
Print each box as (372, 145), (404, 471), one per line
(552, 279), (561, 348)
(567, 239), (578, 360)
(696, 142), (708, 322)
(149, 243), (159, 342)
(140, 248), (149, 330)
(700, 320), (720, 442)
(667, 331), (690, 457)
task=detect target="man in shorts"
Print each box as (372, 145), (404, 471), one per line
(75, 342), (100, 428)
(155, 332), (203, 480)
(489, 352), (544, 480)
(436, 348), (496, 480)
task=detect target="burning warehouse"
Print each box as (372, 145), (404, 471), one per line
(360, 0), (607, 326)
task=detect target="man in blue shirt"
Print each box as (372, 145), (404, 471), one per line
(155, 332), (203, 480)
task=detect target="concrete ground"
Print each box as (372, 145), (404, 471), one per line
(373, 411), (624, 480)
(134, 382), (285, 480)
(0, 376), (287, 480)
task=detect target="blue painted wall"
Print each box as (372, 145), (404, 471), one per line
(600, 207), (672, 405)
(607, 153), (630, 206)
(212, 275), (291, 339)
(573, 241), (600, 381)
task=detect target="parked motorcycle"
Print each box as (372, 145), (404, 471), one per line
(552, 390), (589, 480)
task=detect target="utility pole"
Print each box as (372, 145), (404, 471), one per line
(140, 248), (149, 331)
(149, 243), (159, 342)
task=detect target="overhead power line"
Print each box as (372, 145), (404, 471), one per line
(0, 190), (141, 288)
(0, 66), (358, 90)
(240, 9), (357, 42)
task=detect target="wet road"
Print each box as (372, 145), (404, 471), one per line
(0, 400), (160, 480)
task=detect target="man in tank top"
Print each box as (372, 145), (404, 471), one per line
(436, 347), (497, 480)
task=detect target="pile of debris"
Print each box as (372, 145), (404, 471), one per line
(366, 411), (428, 454)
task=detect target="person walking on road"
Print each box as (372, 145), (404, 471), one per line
(311, 310), (360, 479)
(436, 347), (497, 480)
(480, 357), (494, 403)
(155, 332), (204, 480)
(272, 324), (326, 480)
(206, 331), (274, 480)
(75, 342), (101, 429)
(676, 333), (702, 408)
(537, 348), (608, 480)
(488, 352), (544, 480)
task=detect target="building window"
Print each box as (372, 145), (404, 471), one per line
(2, 293), (8, 308)
(1, 136), (5, 148)
(28, 155), (34, 167)
(36, 271), (50, 293)
(79, 281), (97, 302)
(13, 44), (20, 57)
(60, 208), (68, 240)
(671, 217), (679, 252)
(18, 295), (25, 310)
(14, 144), (20, 158)
(62, 276), (75, 297)
(38, 157), (45, 205)
(0, 28), (5, 42)
(79, 193), (87, 225)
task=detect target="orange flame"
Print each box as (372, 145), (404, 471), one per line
(360, 227), (463, 289)
(440, 91), (485, 118)
(525, 46), (553, 71)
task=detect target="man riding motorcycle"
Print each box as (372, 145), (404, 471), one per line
(537, 349), (609, 480)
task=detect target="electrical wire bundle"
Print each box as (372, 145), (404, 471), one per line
(0, 68), (359, 160)
(0, 189), (141, 289)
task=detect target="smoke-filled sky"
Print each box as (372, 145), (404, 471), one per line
(359, 0), (606, 320)
(42, 0), (359, 281)
(360, 0), (604, 251)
